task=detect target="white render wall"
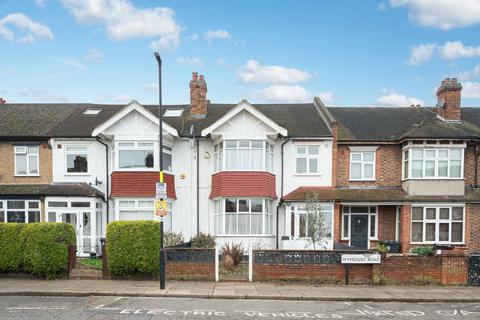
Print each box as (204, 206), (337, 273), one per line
(51, 138), (108, 195)
(52, 106), (334, 250)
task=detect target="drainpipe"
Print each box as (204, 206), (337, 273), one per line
(196, 137), (200, 235)
(475, 143), (480, 188)
(96, 138), (109, 224)
(276, 138), (290, 249)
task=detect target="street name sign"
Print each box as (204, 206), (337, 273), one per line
(341, 253), (381, 264)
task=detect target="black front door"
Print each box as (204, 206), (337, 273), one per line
(350, 215), (368, 249)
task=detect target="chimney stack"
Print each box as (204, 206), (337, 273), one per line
(190, 72), (207, 118)
(0, 97), (5, 104)
(436, 78), (462, 121)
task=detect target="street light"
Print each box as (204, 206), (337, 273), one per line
(154, 52), (166, 290)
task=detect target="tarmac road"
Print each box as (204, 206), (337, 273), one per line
(1, 295), (480, 319)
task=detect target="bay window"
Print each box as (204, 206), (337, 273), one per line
(350, 151), (375, 180)
(296, 145), (320, 174)
(403, 148), (463, 179)
(214, 140), (273, 172)
(0, 200), (40, 223)
(14, 145), (39, 176)
(214, 198), (273, 235)
(116, 198), (172, 230)
(116, 142), (172, 171)
(411, 206), (464, 244)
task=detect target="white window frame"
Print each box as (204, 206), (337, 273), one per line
(114, 198), (173, 229)
(295, 145), (321, 175)
(410, 205), (465, 245)
(64, 145), (89, 175)
(290, 204), (334, 240)
(14, 145), (39, 176)
(213, 140), (274, 173)
(341, 206), (378, 241)
(349, 151), (376, 181)
(402, 144), (465, 180)
(0, 200), (41, 223)
(115, 141), (173, 172)
(213, 198), (273, 236)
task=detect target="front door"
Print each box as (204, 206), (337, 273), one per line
(58, 212), (92, 256)
(350, 215), (368, 249)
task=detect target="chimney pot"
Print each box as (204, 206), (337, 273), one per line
(192, 72), (198, 81)
(0, 97), (6, 104)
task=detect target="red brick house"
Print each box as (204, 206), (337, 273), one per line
(284, 78), (480, 254)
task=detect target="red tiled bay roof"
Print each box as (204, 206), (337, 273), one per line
(209, 171), (277, 199)
(111, 171), (176, 199)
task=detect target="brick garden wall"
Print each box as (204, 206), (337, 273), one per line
(253, 250), (468, 285)
(165, 248), (215, 281)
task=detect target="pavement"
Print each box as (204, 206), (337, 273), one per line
(1, 278), (480, 302)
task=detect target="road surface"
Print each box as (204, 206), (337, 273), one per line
(0, 295), (480, 319)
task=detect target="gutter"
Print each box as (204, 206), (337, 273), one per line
(96, 138), (110, 224)
(276, 138), (290, 249)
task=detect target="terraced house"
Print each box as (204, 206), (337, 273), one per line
(1, 76), (480, 256)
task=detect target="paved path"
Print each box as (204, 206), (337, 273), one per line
(2, 278), (480, 302)
(1, 295), (480, 319)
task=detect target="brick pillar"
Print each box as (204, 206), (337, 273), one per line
(400, 204), (412, 254)
(334, 202), (342, 244)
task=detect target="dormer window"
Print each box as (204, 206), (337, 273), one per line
(214, 140), (273, 173)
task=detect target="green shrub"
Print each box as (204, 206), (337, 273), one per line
(21, 223), (76, 279)
(164, 231), (184, 247)
(107, 221), (160, 277)
(411, 246), (434, 256)
(0, 223), (25, 272)
(191, 232), (216, 248)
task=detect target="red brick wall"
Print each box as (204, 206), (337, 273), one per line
(336, 145), (402, 187)
(466, 204), (480, 252)
(165, 249), (215, 281)
(210, 171), (277, 199)
(464, 144), (478, 187)
(378, 206), (396, 241)
(253, 250), (468, 285)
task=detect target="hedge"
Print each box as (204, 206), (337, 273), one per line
(0, 222), (76, 279)
(107, 220), (160, 276)
(0, 223), (25, 272)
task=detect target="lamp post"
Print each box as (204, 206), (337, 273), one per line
(154, 52), (165, 290)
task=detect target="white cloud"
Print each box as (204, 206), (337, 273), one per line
(61, 0), (181, 51)
(317, 92), (334, 104)
(459, 63), (480, 81)
(463, 82), (480, 98)
(55, 56), (86, 70)
(176, 57), (203, 66)
(18, 89), (70, 102)
(204, 29), (230, 41)
(408, 43), (436, 65)
(84, 48), (102, 62)
(374, 92), (424, 107)
(439, 41), (480, 60)
(0, 13), (53, 43)
(238, 60), (311, 84)
(408, 41), (480, 65)
(186, 33), (199, 40)
(35, 0), (46, 6)
(254, 85), (312, 102)
(390, 0), (480, 29)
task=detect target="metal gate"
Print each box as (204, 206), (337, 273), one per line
(468, 254), (480, 286)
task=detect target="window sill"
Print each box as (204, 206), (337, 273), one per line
(14, 174), (40, 177)
(214, 234), (275, 238)
(411, 242), (465, 245)
(294, 173), (322, 177)
(64, 173), (91, 176)
(402, 178), (464, 181)
(349, 179), (376, 182)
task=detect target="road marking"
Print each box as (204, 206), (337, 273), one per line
(6, 307), (68, 310)
(114, 297), (123, 301)
(363, 305), (374, 309)
(343, 302), (352, 306)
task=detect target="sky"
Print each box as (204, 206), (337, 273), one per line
(1, 0), (480, 107)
